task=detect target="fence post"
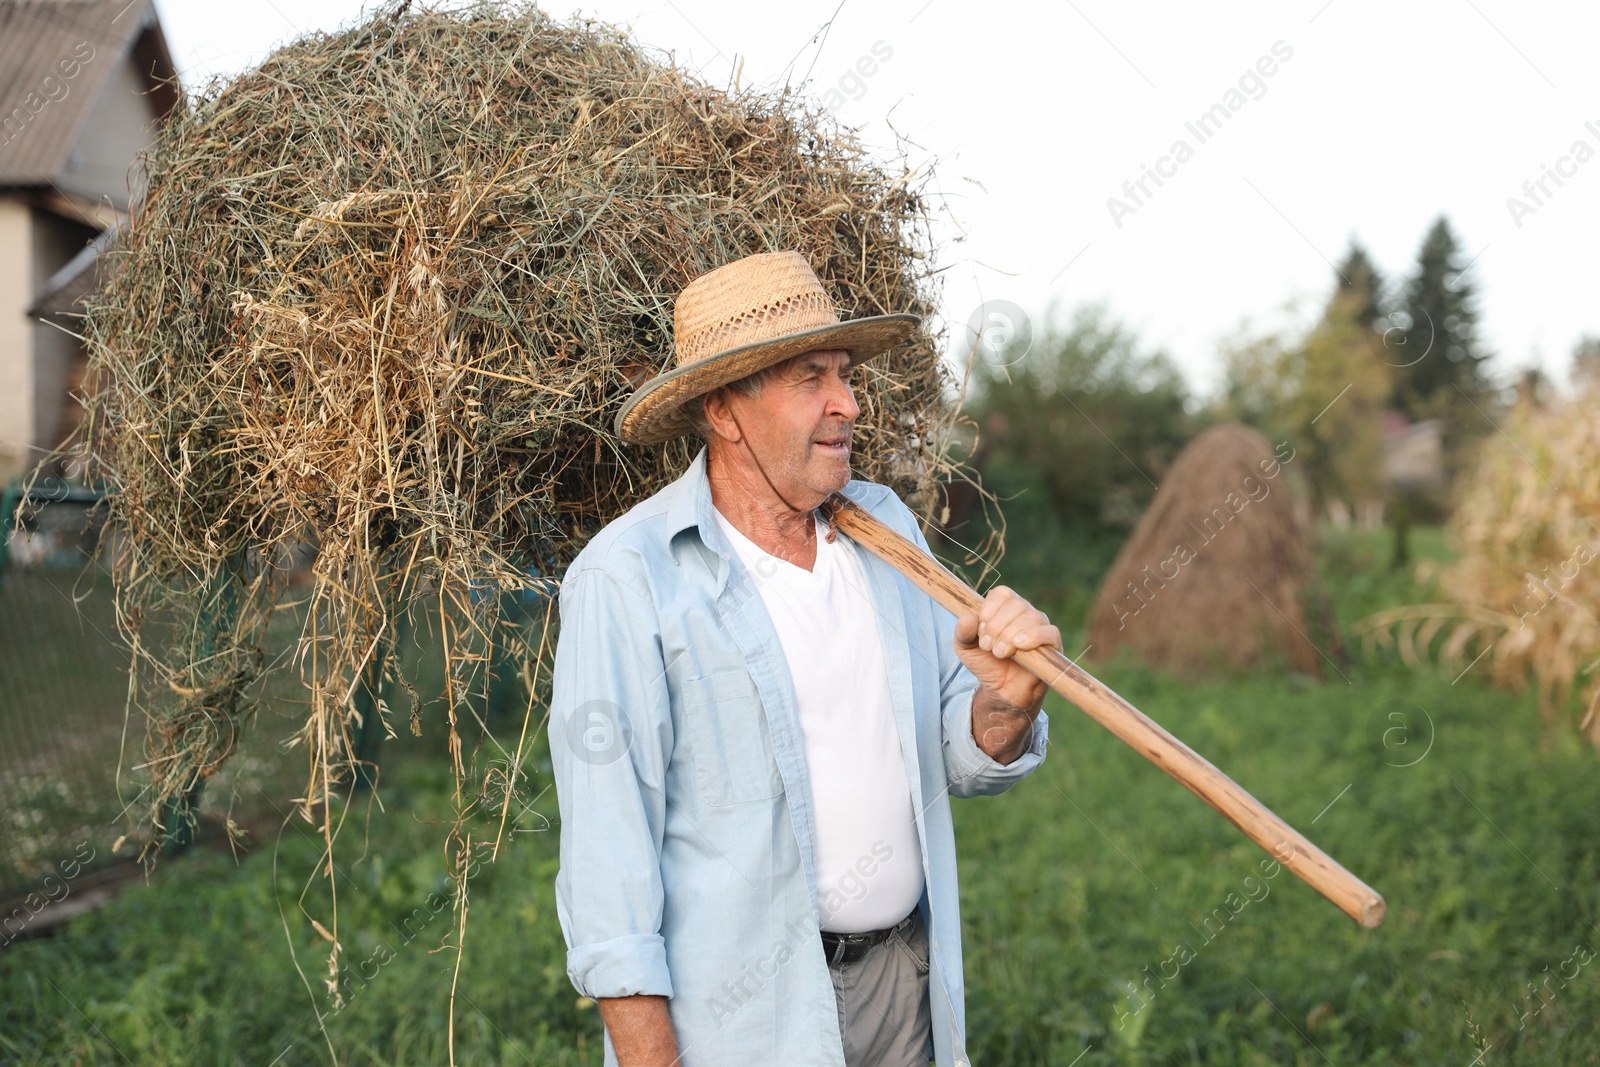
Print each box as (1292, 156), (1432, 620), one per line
(349, 623), (397, 794)
(160, 558), (242, 852)
(482, 587), (527, 735)
(0, 484), (19, 585)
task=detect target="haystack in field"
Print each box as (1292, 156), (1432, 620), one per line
(1084, 423), (1334, 677)
(73, 1), (956, 853)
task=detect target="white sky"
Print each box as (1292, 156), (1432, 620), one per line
(152, 0), (1600, 397)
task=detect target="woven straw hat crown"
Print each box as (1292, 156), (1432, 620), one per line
(674, 251), (840, 365)
(614, 250), (920, 444)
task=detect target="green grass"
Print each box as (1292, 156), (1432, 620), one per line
(4, 527), (1599, 1065)
(0, 759), (593, 1066)
(959, 654), (1600, 1065)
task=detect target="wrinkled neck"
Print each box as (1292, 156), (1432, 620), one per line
(706, 438), (819, 569)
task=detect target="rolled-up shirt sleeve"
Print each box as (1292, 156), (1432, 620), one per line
(550, 566), (676, 999)
(942, 684), (1049, 796)
(906, 522), (1050, 796)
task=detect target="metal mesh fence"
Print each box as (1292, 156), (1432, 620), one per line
(1, 495), (545, 911)
(1, 496), (305, 906)
(0, 563), (130, 899)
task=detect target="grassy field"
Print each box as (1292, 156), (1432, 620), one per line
(3, 526), (1599, 1065)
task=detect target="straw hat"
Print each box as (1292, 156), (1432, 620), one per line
(614, 250), (920, 444)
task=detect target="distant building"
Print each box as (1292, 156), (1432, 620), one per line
(1381, 411), (1444, 493)
(0, 0), (178, 482)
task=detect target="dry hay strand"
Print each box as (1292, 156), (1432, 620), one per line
(1084, 423), (1339, 677)
(1354, 388), (1600, 742)
(76, 0), (959, 875)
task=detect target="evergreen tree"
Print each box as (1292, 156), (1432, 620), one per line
(1335, 239), (1385, 333)
(1393, 216), (1492, 414)
(1388, 216), (1496, 516)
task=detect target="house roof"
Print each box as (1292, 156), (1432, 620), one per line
(0, 0), (178, 189)
(29, 223), (117, 319)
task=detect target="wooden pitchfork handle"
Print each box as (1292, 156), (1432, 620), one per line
(822, 494), (1386, 929)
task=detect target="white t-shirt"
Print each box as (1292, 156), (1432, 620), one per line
(713, 506), (924, 933)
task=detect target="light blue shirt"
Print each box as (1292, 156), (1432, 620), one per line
(550, 447), (1050, 1067)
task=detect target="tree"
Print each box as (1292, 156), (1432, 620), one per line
(1335, 239), (1385, 333)
(1220, 288), (1392, 524)
(968, 304), (1192, 530)
(1391, 216), (1495, 487)
(958, 304), (1193, 606)
(1571, 335), (1600, 393)
(1393, 217), (1491, 407)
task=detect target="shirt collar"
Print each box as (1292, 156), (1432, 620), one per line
(665, 445), (711, 535)
(664, 445), (735, 571)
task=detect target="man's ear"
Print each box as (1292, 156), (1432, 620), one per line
(700, 387), (743, 444)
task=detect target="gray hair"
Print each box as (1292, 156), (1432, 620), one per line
(684, 360), (784, 443)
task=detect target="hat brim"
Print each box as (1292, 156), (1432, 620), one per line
(614, 313), (921, 445)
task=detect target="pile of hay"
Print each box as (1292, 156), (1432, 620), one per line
(78, 2), (955, 855)
(1356, 387), (1600, 742)
(1084, 423), (1339, 677)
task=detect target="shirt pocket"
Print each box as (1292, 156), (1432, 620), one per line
(680, 669), (784, 806)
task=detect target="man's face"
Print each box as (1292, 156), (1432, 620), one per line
(721, 349), (860, 506)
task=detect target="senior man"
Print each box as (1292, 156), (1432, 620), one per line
(550, 250), (1060, 1067)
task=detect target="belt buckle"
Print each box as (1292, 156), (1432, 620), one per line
(822, 911), (919, 966)
(823, 930), (871, 966)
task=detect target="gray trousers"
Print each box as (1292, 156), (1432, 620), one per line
(827, 910), (934, 1067)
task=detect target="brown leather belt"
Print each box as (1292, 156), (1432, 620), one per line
(820, 912), (914, 967)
